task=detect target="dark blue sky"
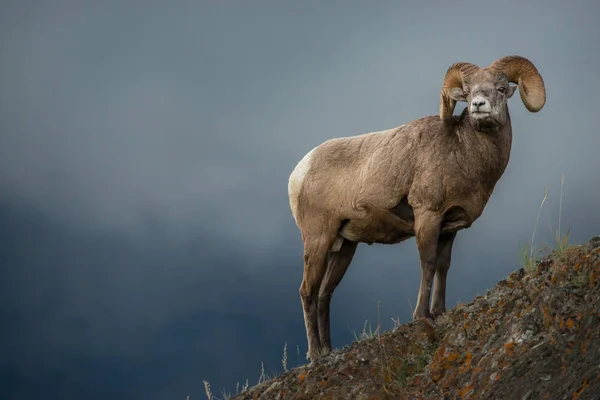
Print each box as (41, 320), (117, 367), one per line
(1, 0), (599, 399)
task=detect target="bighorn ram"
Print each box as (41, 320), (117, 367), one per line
(287, 55), (546, 361)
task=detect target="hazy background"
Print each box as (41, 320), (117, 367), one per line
(1, 0), (599, 399)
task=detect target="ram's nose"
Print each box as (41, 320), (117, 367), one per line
(471, 97), (486, 109)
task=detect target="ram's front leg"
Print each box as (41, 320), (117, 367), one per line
(412, 210), (442, 320)
(430, 232), (457, 318)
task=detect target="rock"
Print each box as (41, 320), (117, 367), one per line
(522, 390), (533, 400)
(231, 241), (600, 400)
(587, 235), (600, 251)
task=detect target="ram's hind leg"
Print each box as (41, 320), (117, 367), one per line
(299, 220), (339, 362)
(318, 239), (358, 353)
(430, 232), (457, 318)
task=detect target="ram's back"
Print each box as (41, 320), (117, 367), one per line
(288, 115), (446, 224)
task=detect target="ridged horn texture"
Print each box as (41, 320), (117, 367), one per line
(488, 55), (546, 112)
(439, 62), (480, 124)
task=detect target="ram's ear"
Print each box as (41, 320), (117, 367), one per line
(507, 84), (517, 99)
(448, 87), (467, 102)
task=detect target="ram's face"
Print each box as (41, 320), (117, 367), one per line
(450, 70), (517, 131)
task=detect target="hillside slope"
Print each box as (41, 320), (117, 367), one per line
(231, 237), (600, 400)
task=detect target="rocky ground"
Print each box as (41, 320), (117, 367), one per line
(230, 237), (600, 400)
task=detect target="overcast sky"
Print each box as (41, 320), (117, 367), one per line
(1, 0), (599, 399)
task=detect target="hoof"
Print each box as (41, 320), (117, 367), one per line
(306, 351), (319, 363)
(306, 346), (331, 363)
(413, 309), (434, 321)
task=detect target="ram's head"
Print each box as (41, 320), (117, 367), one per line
(439, 55), (546, 132)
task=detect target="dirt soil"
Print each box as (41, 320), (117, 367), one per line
(231, 237), (600, 400)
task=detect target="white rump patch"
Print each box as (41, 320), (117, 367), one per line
(288, 147), (316, 199)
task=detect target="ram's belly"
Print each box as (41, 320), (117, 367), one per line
(339, 220), (415, 245)
(339, 197), (416, 245)
(336, 201), (474, 247)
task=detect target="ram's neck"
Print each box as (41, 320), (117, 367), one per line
(455, 109), (513, 188)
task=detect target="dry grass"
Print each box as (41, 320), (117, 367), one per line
(521, 174), (571, 275)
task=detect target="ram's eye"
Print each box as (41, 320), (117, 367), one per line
(498, 87), (506, 93)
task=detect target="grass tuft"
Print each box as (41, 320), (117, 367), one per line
(552, 174), (570, 253)
(257, 361), (267, 385)
(519, 184), (548, 274)
(281, 342), (288, 372)
(203, 380), (212, 400)
(521, 174), (572, 275)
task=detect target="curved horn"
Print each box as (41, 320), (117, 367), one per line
(439, 62), (480, 124)
(489, 55), (546, 112)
